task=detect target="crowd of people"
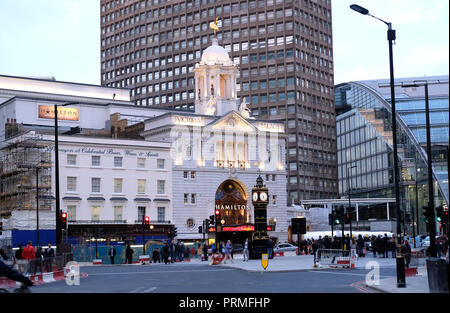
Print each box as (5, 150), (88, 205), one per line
(0, 241), (56, 274)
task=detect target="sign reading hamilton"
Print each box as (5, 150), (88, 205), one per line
(215, 204), (250, 210)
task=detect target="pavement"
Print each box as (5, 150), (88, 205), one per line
(76, 252), (438, 293)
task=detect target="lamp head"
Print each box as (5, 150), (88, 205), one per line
(350, 4), (369, 15)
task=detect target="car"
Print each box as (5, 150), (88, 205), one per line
(273, 243), (297, 252)
(422, 236), (439, 247)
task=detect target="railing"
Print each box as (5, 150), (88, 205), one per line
(3, 253), (73, 276)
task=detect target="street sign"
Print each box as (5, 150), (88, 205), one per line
(261, 253), (269, 270)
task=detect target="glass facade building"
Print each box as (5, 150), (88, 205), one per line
(335, 75), (449, 235)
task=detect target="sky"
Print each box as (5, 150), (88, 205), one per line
(0, 0), (448, 86)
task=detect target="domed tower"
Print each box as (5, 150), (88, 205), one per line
(194, 37), (239, 116)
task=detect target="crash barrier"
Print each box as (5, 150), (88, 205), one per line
(315, 249), (355, 269)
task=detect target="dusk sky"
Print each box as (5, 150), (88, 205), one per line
(0, 0), (448, 85)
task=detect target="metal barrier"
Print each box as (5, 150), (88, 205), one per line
(4, 253), (72, 276)
(315, 249), (354, 269)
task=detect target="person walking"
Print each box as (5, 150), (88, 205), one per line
(267, 238), (274, 259)
(179, 241), (185, 262)
(152, 248), (160, 263)
(390, 237), (397, 258)
(243, 238), (249, 262)
(162, 242), (170, 264)
(383, 234), (389, 258)
(223, 240), (233, 264)
(202, 241), (209, 262)
(34, 247), (44, 274)
(22, 241), (35, 275)
(43, 243), (55, 273)
(356, 235), (364, 257)
(15, 244), (23, 261)
(108, 245), (116, 264)
(125, 244), (134, 264)
(402, 240), (412, 268)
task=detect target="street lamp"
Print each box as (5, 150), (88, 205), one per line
(350, 4), (406, 288)
(54, 102), (77, 255)
(347, 165), (357, 238)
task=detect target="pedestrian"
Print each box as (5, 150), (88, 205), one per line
(125, 244), (134, 264)
(43, 243), (54, 272)
(152, 248), (160, 263)
(22, 241), (35, 275)
(243, 238), (249, 262)
(390, 237), (397, 258)
(108, 245), (116, 264)
(174, 241), (180, 262)
(267, 238), (274, 259)
(356, 235), (364, 257)
(179, 241), (185, 262)
(223, 240), (233, 264)
(15, 244), (23, 261)
(383, 234), (389, 258)
(312, 240), (319, 264)
(170, 241), (176, 263)
(162, 242), (170, 264)
(350, 238), (358, 260)
(371, 236), (377, 258)
(402, 240), (412, 268)
(34, 247), (44, 274)
(202, 241), (209, 262)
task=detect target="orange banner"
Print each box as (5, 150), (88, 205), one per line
(38, 105), (79, 121)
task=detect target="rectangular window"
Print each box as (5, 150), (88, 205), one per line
(184, 171), (188, 179)
(191, 194), (196, 204)
(114, 156), (123, 167)
(191, 171), (196, 179)
(67, 205), (76, 221)
(67, 176), (77, 192)
(138, 206), (146, 222)
(91, 206), (100, 221)
(157, 207), (165, 222)
(137, 179), (146, 194)
(157, 159), (165, 169)
(114, 178), (123, 193)
(91, 178), (101, 193)
(67, 154), (77, 165)
(114, 206), (123, 221)
(157, 180), (165, 194)
(137, 158), (146, 168)
(184, 193), (189, 204)
(91, 155), (100, 167)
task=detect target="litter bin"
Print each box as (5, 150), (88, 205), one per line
(426, 258), (449, 293)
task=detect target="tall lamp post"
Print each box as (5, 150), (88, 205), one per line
(350, 4), (405, 287)
(54, 102), (77, 255)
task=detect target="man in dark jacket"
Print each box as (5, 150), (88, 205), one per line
(108, 245), (116, 264)
(15, 244), (23, 261)
(125, 244), (134, 264)
(356, 235), (365, 257)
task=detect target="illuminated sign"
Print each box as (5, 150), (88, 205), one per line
(222, 225), (254, 232)
(173, 115), (203, 126)
(215, 204), (250, 210)
(38, 105), (79, 121)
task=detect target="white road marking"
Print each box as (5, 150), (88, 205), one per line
(128, 286), (145, 293)
(142, 287), (157, 293)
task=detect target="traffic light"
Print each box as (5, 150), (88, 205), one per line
(345, 213), (351, 224)
(173, 226), (178, 238)
(214, 209), (220, 225)
(209, 215), (215, 226)
(423, 206), (433, 223)
(198, 225), (203, 234)
(204, 218), (210, 229)
(144, 216), (150, 225)
(436, 205), (448, 225)
(60, 212), (67, 229)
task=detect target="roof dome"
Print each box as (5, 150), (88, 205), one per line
(201, 38), (232, 65)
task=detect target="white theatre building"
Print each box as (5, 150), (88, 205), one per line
(0, 37), (289, 246)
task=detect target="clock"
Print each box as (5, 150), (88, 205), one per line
(260, 191), (268, 202)
(252, 192), (259, 202)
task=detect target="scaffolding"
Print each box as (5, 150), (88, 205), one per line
(0, 129), (53, 218)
